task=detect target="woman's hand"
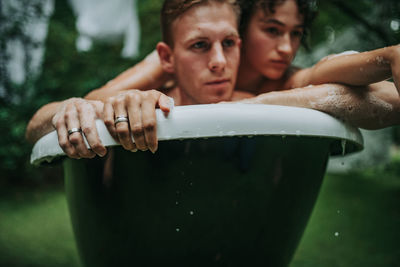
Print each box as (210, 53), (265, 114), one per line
(103, 89), (173, 153)
(52, 98), (107, 159)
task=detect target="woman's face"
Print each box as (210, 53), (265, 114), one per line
(242, 0), (304, 80)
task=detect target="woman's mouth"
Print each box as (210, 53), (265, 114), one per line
(270, 60), (289, 69)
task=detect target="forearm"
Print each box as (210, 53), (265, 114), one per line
(85, 50), (171, 101)
(25, 101), (60, 144)
(240, 83), (400, 130)
(294, 45), (399, 88)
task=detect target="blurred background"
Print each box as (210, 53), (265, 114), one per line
(0, 0), (399, 266)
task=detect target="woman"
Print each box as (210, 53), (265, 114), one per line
(26, 0), (400, 157)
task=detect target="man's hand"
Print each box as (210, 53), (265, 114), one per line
(391, 44), (400, 95)
(52, 98), (107, 159)
(103, 89), (173, 153)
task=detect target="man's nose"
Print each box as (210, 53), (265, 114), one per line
(208, 43), (226, 73)
(277, 33), (293, 56)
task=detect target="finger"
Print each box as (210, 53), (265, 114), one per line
(113, 97), (136, 150)
(65, 103), (95, 158)
(54, 116), (80, 159)
(126, 93), (148, 151)
(393, 66), (400, 96)
(158, 95), (174, 114)
(141, 97), (159, 153)
(77, 102), (107, 157)
(91, 100), (104, 119)
(104, 100), (117, 140)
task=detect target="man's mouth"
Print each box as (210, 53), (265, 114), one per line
(205, 78), (230, 86)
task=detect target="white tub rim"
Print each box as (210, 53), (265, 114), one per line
(30, 103), (363, 166)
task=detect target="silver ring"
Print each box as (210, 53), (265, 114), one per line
(115, 116), (129, 125)
(68, 128), (82, 135)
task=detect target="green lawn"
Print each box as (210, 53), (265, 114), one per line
(1, 167), (399, 267)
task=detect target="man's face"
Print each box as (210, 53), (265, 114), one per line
(170, 2), (241, 105)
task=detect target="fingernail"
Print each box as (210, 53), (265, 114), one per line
(130, 148), (138, 152)
(168, 97), (175, 110)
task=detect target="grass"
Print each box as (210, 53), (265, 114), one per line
(291, 170), (400, 266)
(0, 165), (399, 267)
(0, 184), (80, 267)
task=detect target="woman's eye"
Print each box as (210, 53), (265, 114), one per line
(192, 41), (208, 50)
(291, 30), (304, 39)
(222, 39), (235, 48)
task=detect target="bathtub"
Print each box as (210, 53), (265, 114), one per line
(31, 104), (363, 267)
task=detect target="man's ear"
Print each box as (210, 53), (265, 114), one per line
(156, 42), (174, 74)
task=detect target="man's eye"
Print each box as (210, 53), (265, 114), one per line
(264, 27), (280, 36)
(222, 39), (235, 48)
(192, 41), (208, 49)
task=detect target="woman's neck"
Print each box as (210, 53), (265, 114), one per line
(236, 60), (295, 94)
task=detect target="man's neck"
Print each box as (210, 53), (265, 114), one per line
(236, 63), (265, 94)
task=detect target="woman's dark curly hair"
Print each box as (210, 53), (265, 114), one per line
(238, 0), (318, 48)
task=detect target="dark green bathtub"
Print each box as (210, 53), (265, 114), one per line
(31, 104), (363, 267)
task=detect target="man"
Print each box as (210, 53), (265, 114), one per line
(103, 0), (245, 153)
(26, 0), (245, 156)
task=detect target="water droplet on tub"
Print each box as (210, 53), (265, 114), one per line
(176, 201), (179, 205)
(189, 211), (194, 215)
(176, 228), (180, 232)
(341, 140), (347, 156)
(334, 232), (339, 237)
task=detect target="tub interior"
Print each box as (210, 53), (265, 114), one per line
(65, 136), (330, 267)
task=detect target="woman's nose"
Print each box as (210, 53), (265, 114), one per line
(277, 33), (293, 56)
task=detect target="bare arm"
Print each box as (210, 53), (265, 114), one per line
(25, 98), (107, 158)
(240, 82), (400, 130)
(26, 50), (169, 154)
(85, 50), (172, 101)
(26, 101), (61, 144)
(289, 45), (400, 93)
